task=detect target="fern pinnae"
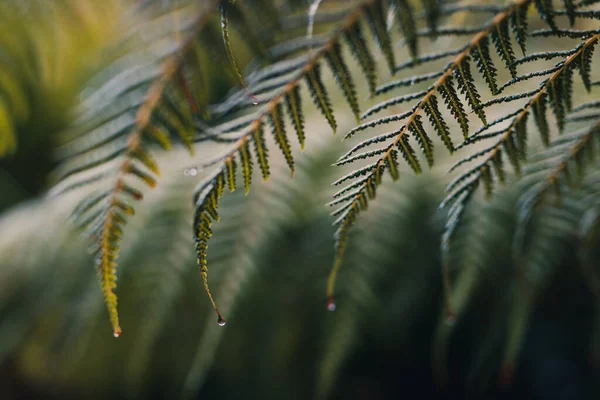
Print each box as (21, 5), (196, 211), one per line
(343, 22), (377, 96)
(334, 146), (389, 167)
(442, 33), (600, 256)
(306, 63), (337, 132)
(408, 115), (434, 168)
(390, 0), (418, 59)
(268, 102), (295, 176)
(438, 77), (470, 139)
(47, 2), (237, 335)
(341, 134), (403, 166)
(220, 0), (259, 105)
(491, 18), (517, 78)
(460, 129), (509, 149)
(239, 140), (253, 194)
(449, 144), (499, 174)
(364, 0), (395, 72)
(533, 0), (557, 30)
(325, 42), (361, 122)
(360, 89), (428, 120)
(394, 47), (465, 73)
(472, 36), (499, 95)
(284, 85), (306, 150)
(343, 110), (413, 140)
(549, 71), (568, 132)
(374, 71), (443, 96)
(511, 49), (578, 68)
(454, 56), (487, 125)
(77, 80), (169, 339)
(497, 66), (562, 93)
(530, 27), (600, 39)
(225, 156), (237, 192)
(190, 0), (389, 316)
(572, 100), (600, 113)
(521, 119), (600, 211)
(251, 121), (270, 180)
(332, 163), (378, 187)
(563, 0), (577, 26)
(476, 88), (541, 110)
(459, 110), (522, 149)
(510, 0), (529, 55)
(420, 0), (441, 36)
(423, 95), (454, 153)
(578, 36), (597, 91)
(328, 0), (547, 308)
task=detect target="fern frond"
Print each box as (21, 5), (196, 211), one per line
(441, 34), (600, 277)
(327, 0), (560, 308)
(48, 2), (224, 336)
(190, 0), (406, 324)
(515, 120), (600, 228)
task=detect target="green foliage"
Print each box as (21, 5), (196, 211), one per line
(1, 0), (600, 397)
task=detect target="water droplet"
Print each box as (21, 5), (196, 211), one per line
(184, 167), (198, 177)
(446, 311), (456, 326)
(217, 317), (227, 327)
(113, 329), (121, 338)
(246, 91), (259, 105)
(327, 297), (336, 312)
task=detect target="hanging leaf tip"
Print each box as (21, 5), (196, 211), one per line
(327, 296), (336, 311)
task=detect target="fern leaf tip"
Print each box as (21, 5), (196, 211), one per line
(326, 296), (336, 312)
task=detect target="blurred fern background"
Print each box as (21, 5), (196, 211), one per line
(1, 1), (599, 399)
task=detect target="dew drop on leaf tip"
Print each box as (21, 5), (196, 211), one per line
(217, 317), (227, 327)
(113, 329), (122, 338)
(327, 297), (336, 312)
(184, 167), (198, 177)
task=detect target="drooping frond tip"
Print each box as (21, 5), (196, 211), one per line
(49, 3), (224, 335)
(194, 171), (228, 326)
(190, 0), (407, 314)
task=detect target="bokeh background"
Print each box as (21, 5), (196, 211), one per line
(1, 1), (599, 399)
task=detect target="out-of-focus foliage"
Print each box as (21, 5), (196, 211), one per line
(1, 132), (599, 399)
(39, 0), (600, 340)
(0, 0), (122, 205)
(0, 0), (600, 399)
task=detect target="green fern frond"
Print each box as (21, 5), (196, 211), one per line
(47, 1), (224, 336)
(190, 0), (416, 321)
(441, 34), (600, 291)
(327, 0), (564, 309)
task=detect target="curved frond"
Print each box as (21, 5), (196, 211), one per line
(327, 0), (566, 310)
(46, 0), (232, 336)
(441, 34), (599, 269)
(190, 0), (418, 321)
